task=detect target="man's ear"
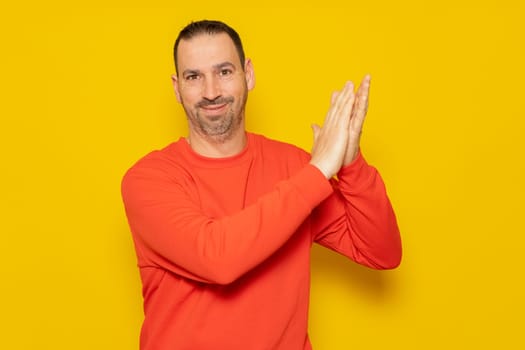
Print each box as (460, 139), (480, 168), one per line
(171, 74), (182, 103)
(244, 59), (255, 91)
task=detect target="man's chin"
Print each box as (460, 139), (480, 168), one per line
(205, 114), (224, 122)
(200, 121), (232, 137)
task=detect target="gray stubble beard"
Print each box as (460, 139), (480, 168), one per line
(183, 92), (248, 145)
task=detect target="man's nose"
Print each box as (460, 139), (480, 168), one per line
(202, 75), (221, 100)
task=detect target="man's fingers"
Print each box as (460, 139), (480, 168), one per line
(340, 81), (356, 123)
(334, 81), (355, 120)
(355, 75), (371, 115)
(330, 91), (339, 105)
(350, 75), (371, 132)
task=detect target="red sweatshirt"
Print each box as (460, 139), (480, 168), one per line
(121, 132), (401, 350)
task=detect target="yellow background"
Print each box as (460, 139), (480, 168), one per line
(2, 0), (524, 349)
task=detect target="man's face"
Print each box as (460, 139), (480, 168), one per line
(172, 33), (255, 142)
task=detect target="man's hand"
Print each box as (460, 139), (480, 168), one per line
(310, 75), (371, 179)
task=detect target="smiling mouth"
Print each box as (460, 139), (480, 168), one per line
(202, 103), (227, 111)
(200, 103), (229, 119)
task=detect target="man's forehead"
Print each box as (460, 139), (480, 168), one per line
(177, 33), (241, 68)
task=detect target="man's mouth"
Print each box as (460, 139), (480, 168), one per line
(197, 97), (234, 109)
(202, 103), (227, 111)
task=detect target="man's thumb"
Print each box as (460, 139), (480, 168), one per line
(311, 124), (321, 142)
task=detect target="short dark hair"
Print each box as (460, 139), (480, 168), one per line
(173, 20), (246, 74)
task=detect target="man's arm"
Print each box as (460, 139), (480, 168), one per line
(312, 152), (402, 269)
(121, 161), (332, 285)
(309, 75), (401, 268)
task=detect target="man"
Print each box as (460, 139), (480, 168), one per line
(122, 20), (401, 350)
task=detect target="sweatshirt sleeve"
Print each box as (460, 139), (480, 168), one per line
(121, 160), (333, 285)
(312, 151), (402, 269)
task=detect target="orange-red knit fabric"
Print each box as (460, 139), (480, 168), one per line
(122, 133), (401, 350)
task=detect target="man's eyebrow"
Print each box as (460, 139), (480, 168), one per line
(213, 62), (236, 70)
(181, 62), (236, 76)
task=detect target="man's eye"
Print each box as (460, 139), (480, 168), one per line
(219, 69), (232, 76)
(185, 74), (199, 81)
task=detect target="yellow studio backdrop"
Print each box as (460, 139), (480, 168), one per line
(1, 1), (524, 349)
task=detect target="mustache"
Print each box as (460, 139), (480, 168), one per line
(196, 97), (234, 108)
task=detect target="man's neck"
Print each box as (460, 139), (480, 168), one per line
(187, 131), (247, 158)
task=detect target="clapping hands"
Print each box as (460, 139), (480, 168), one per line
(310, 75), (371, 179)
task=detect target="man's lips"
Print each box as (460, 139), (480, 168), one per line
(200, 103), (228, 116)
(201, 103), (227, 111)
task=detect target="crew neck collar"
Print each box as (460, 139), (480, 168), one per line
(177, 132), (254, 168)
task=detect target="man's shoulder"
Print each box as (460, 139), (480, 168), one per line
(122, 139), (186, 178)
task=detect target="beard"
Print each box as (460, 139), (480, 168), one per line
(183, 93), (247, 143)
(195, 102), (236, 136)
